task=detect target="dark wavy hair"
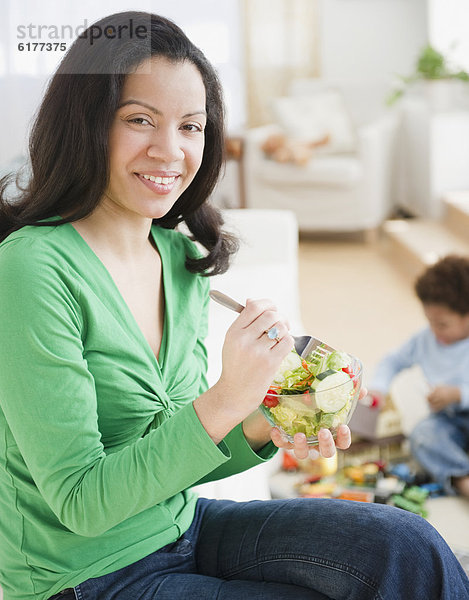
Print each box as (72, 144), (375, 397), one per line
(415, 254), (469, 315)
(0, 11), (238, 275)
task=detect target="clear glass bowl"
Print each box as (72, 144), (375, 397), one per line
(259, 355), (363, 444)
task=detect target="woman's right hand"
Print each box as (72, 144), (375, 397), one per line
(193, 298), (294, 444)
(219, 298), (294, 407)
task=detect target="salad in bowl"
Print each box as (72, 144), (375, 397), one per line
(259, 347), (362, 444)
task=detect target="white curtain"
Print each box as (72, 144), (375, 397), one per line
(242, 0), (320, 127)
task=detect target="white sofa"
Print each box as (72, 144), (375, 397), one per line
(193, 208), (304, 501)
(243, 79), (399, 235)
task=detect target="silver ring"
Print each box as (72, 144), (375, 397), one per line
(265, 326), (281, 342)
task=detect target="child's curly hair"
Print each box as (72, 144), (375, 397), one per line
(415, 254), (469, 315)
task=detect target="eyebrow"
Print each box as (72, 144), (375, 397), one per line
(118, 99), (207, 118)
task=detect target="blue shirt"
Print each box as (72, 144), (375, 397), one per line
(370, 327), (469, 410)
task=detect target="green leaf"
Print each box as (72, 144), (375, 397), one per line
(386, 89), (404, 106)
(416, 45), (447, 79)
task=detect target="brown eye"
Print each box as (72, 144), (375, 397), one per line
(128, 117), (152, 126)
(181, 123), (204, 132)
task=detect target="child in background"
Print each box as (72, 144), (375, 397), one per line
(369, 255), (469, 498)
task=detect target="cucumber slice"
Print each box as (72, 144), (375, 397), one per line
(312, 370), (353, 413)
(315, 369), (336, 381)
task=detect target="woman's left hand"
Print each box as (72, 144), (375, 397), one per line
(270, 424), (351, 460)
(270, 386), (367, 460)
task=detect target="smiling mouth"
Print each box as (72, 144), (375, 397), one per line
(139, 173), (177, 185)
(135, 172), (180, 195)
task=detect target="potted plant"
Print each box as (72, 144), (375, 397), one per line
(387, 44), (469, 108)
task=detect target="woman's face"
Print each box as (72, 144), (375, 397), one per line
(103, 56), (207, 220)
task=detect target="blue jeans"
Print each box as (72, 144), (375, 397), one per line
(52, 497), (469, 600)
(410, 410), (469, 494)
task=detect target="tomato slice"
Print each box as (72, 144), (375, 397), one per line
(263, 389), (279, 408)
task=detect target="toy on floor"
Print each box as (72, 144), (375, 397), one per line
(391, 486), (429, 518)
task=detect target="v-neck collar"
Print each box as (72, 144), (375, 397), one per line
(65, 221), (170, 375)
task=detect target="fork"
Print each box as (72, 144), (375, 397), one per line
(208, 289), (335, 363)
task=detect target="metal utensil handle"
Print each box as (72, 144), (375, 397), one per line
(209, 290), (245, 314)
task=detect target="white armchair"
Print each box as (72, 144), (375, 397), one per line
(243, 79), (399, 236)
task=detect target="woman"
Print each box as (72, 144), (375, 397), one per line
(0, 11), (467, 600)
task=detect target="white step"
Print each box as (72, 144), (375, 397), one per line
(443, 191), (469, 242)
(382, 218), (469, 278)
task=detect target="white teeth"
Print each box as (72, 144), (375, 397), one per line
(141, 174), (176, 185)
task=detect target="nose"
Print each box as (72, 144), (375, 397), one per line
(146, 128), (185, 163)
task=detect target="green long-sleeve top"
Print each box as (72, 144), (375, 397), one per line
(0, 221), (276, 600)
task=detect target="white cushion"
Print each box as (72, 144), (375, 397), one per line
(271, 91), (357, 153)
(256, 154), (363, 188)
